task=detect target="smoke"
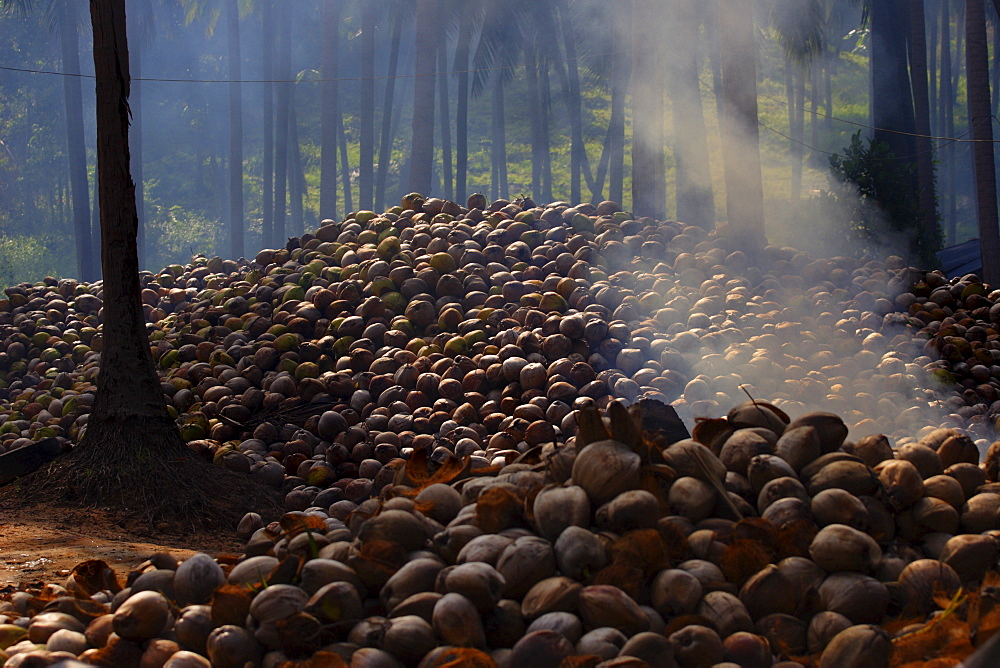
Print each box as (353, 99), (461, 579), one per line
(611, 2), (983, 450)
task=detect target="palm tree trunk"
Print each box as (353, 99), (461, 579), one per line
(82, 0), (187, 475)
(337, 106), (353, 214)
(273, 6), (291, 243)
(437, 30), (453, 201)
(558, 0), (586, 204)
(289, 96), (304, 236)
(718, 0), (766, 256)
(226, 0), (244, 259)
(631, 0), (666, 219)
(409, 0), (436, 195)
(525, 47), (543, 200)
(909, 0), (939, 259)
(941, 0), (957, 244)
(320, 0), (341, 220)
(992, 20), (1000, 116)
(492, 72), (508, 200)
(375, 11), (403, 211)
(59, 0), (94, 282)
(608, 1), (630, 206)
(540, 62), (554, 203)
(129, 37), (145, 269)
(359, 3), (375, 209)
(966, 0), (1000, 284)
(454, 4), (472, 205)
(929, 0), (939, 135)
(792, 64), (805, 201)
(261, 0), (274, 249)
(671, 0), (714, 228)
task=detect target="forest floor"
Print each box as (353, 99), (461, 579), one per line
(0, 504), (242, 588)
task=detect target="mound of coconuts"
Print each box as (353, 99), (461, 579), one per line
(1, 399), (1000, 667)
(0, 193), (998, 665)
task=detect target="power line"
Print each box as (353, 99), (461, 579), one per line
(0, 50), (617, 84)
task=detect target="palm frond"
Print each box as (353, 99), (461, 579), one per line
(770, 0), (825, 65)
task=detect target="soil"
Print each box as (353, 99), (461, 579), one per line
(0, 503), (244, 588)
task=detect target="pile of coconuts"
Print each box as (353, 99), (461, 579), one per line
(0, 194), (998, 666)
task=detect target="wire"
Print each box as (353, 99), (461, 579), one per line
(759, 119), (975, 160)
(0, 49), (617, 84)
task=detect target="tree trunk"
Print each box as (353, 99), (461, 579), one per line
(359, 3), (375, 209)
(608, 0), (630, 206)
(631, 0), (666, 220)
(941, 0), (957, 243)
(320, 0), (340, 220)
(437, 27), (453, 201)
(792, 64), (805, 202)
(226, 0), (244, 259)
(376, 10), (403, 211)
(929, 0), (939, 135)
(409, 0), (436, 196)
(273, 6), (291, 243)
(909, 0), (939, 259)
(338, 104), (353, 213)
(454, 3), (472, 205)
(540, 53), (554, 203)
(966, 0), (1000, 284)
(129, 33), (144, 269)
(718, 0), (766, 256)
(492, 72), (508, 200)
(261, 0), (274, 248)
(59, 0), (94, 282)
(289, 96), (304, 236)
(558, 0), (587, 205)
(670, 0), (714, 228)
(525, 47), (544, 200)
(81, 0), (187, 496)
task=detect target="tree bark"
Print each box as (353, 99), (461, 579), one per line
(320, 0), (340, 220)
(273, 5), (291, 243)
(359, 2), (375, 209)
(59, 0), (94, 282)
(525, 46), (544, 200)
(631, 0), (666, 220)
(128, 29), (144, 269)
(261, 0), (274, 248)
(375, 10), (403, 211)
(908, 0), (940, 256)
(409, 0), (436, 196)
(226, 0), (244, 259)
(871, 0), (918, 161)
(966, 0), (1000, 284)
(718, 0), (766, 256)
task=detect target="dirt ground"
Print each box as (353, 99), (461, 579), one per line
(0, 504), (244, 588)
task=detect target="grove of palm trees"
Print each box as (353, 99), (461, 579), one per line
(4, 0), (1000, 666)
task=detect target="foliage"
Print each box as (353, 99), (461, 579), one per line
(826, 131), (942, 265)
(0, 234), (71, 290)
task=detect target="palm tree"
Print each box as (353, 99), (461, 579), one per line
(908, 0), (939, 247)
(717, 0), (766, 256)
(375, 5), (406, 210)
(670, 0), (715, 228)
(966, 0), (1000, 284)
(320, 0), (341, 220)
(272, 3), (291, 241)
(225, 0), (244, 258)
(631, 0), (666, 219)
(261, 0), (274, 248)
(359, 1), (375, 209)
(409, 0), (436, 196)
